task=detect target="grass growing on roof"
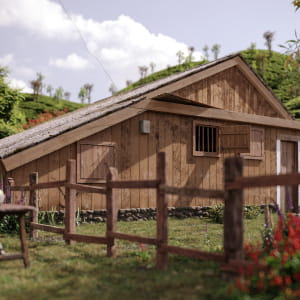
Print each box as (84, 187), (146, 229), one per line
(0, 215), (267, 300)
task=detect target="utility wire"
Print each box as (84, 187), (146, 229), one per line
(57, 0), (116, 85)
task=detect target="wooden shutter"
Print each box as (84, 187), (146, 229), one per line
(249, 128), (264, 157)
(240, 127), (264, 159)
(220, 125), (251, 152)
(77, 143), (115, 183)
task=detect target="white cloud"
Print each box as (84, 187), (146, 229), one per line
(49, 53), (92, 70)
(74, 14), (203, 87)
(5, 77), (33, 93)
(0, 0), (76, 39)
(0, 53), (14, 66)
(0, 0), (203, 88)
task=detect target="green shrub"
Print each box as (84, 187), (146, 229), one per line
(208, 205), (262, 224)
(244, 205), (261, 219)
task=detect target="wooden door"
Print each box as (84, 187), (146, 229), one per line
(280, 141), (298, 212)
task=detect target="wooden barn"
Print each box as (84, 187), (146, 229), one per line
(1, 53), (300, 212)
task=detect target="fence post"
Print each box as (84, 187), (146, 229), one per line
(156, 152), (168, 270)
(106, 167), (119, 257)
(5, 177), (14, 204)
(29, 172), (39, 239)
(224, 157), (244, 262)
(65, 159), (76, 245)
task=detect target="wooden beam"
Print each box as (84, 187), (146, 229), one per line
(163, 245), (225, 262)
(63, 233), (107, 244)
(2, 106), (146, 171)
(106, 167), (119, 257)
(0, 254), (24, 261)
(107, 180), (160, 189)
(30, 223), (65, 234)
(138, 100), (300, 131)
(110, 232), (159, 245)
(156, 152), (168, 270)
(225, 172), (300, 190)
(65, 160), (77, 245)
(65, 183), (106, 194)
(223, 157), (244, 262)
(29, 172), (38, 239)
(160, 185), (224, 199)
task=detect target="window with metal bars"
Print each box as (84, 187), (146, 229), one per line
(193, 123), (218, 156)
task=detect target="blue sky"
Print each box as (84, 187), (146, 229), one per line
(0, 0), (298, 103)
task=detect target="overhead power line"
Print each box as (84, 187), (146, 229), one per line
(57, 0), (116, 85)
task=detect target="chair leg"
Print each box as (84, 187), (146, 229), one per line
(19, 215), (30, 268)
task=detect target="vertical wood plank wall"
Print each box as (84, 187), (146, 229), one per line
(173, 67), (282, 118)
(7, 110), (300, 210)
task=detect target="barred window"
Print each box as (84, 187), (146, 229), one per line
(193, 122), (219, 156)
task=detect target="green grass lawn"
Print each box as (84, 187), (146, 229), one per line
(0, 215), (269, 300)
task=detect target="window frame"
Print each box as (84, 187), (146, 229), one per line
(193, 120), (220, 157)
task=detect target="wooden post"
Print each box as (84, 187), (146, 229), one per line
(19, 214), (30, 268)
(106, 167), (119, 257)
(156, 152), (168, 270)
(224, 157), (244, 262)
(5, 178), (14, 204)
(29, 172), (39, 239)
(64, 159), (76, 245)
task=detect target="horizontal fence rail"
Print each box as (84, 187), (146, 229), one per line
(110, 232), (159, 246)
(160, 185), (225, 199)
(225, 172), (300, 190)
(107, 180), (160, 189)
(8, 154), (300, 274)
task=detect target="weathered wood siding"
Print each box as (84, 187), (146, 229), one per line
(7, 110), (300, 210)
(173, 67), (282, 118)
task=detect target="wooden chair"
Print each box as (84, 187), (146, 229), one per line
(0, 204), (35, 268)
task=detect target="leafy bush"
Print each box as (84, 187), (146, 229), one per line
(208, 205), (261, 224)
(244, 205), (261, 219)
(209, 204), (224, 224)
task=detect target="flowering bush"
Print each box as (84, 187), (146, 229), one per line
(23, 108), (68, 129)
(234, 213), (300, 299)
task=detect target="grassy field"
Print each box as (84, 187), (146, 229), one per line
(0, 215), (269, 300)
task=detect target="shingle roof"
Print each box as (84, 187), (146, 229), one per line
(0, 53), (290, 159)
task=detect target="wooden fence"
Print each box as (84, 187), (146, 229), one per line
(5, 153), (300, 271)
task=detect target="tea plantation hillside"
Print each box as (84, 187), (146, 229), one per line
(20, 93), (85, 121)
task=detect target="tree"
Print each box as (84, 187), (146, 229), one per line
(30, 72), (44, 101)
(202, 45), (209, 60)
(78, 87), (88, 103)
(138, 66), (148, 79)
(64, 91), (71, 101)
(83, 83), (93, 104)
(211, 44), (221, 60)
(176, 50), (185, 65)
(108, 83), (118, 96)
(293, 0), (300, 10)
(185, 46), (195, 65)
(149, 62), (156, 74)
(263, 31), (275, 57)
(125, 80), (133, 87)
(279, 31), (300, 98)
(0, 66), (26, 138)
(46, 85), (53, 97)
(54, 87), (64, 102)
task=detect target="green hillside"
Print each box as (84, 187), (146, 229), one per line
(119, 50), (300, 119)
(20, 94), (85, 121)
(120, 60), (209, 93)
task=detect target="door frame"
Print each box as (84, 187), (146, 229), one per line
(276, 135), (300, 209)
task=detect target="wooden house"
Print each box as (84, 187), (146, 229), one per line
(1, 53), (300, 212)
